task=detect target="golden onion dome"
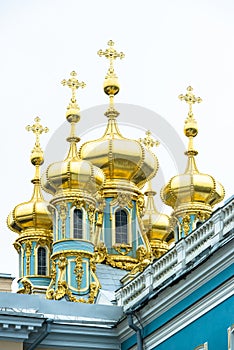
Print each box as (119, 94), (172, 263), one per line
(41, 142), (105, 196)
(143, 182), (171, 241)
(79, 110), (158, 190)
(161, 86), (225, 217)
(8, 178), (52, 234)
(79, 41), (158, 190)
(41, 71), (105, 197)
(7, 117), (52, 234)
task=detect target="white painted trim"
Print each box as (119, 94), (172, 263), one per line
(117, 239), (234, 343)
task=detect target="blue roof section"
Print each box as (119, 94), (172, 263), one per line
(96, 264), (127, 292)
(0, 292), (123, 323)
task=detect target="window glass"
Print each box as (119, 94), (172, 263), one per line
(74, 209), (83, 239)
(37, 247), (46, 275)
(115, 209), (128, 244)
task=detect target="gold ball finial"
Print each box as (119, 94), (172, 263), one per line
(26, 117), (49, 166)
(61, 71), (86, 122)
(98, 40), (125, 97)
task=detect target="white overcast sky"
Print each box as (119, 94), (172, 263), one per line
(0, 0), (233, 279)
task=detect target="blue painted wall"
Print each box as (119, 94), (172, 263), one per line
(152, 296), (233, 350)
(121, 264), (234, 350)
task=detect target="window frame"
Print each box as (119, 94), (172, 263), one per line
(37, 246), (47, 276)
(73, 208), (83, 239)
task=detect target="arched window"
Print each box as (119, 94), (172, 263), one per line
(37, 247), (47, 275)
(74, 209), (83, 239)
(115, 209), (128, 244)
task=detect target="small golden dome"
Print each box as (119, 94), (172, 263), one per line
(143, 183), (171, 242)
(42, 71), (105, 197)
(161, 86), (225, 217)
(42, 143), (105, 196)
(7, 179), (52, 234)
(162, 156), (225, 212)
(79, 112), (158, 190)
(7, 117), (52, 234)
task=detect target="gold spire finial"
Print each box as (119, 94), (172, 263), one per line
(61, 71), (86, 120)
(140, 130), (160, 150)
(98, 40), (125, 73)
(26, 117), (48, 166)
(98, 40), (125, 101)
(178, 86), (202, 118)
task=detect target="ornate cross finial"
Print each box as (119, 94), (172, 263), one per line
(61, 71), (86, 103)
(26, 117), (49, 148)
(97, 40), (125, 73)
(139, 130), (160, 150)
(178, 86), (202, 117)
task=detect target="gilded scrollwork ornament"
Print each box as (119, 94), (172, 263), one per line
(137, 194), (145, 217)
(18, 278), (32, 294)
(129, 245), (151, 275)
(181, 215), (191, 236)
(58, 255), (67, 282)
(13, 241), (22, 253)
(74, 253), (84, 290)
(111, 192), (133, 209)
(106, 255), (137, 271)
(73, 198), (85, 209)
(113, 243), (132, 256)
(94, 241), (108, 263)
(25, 240), (32, 275)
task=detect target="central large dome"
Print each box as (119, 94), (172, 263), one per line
(79, 108), (158, 190)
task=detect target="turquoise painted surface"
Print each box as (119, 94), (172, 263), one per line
(53, 240), (94, 253)
(85, 215), (90, 241)
(151, 296), (234, 350)
(19, 251), (22, 277)
(104, 198), (112, 249)
(121, 264), (234, 350)
(23, 250), (26, 276)
(30, 241), (36, 274)
(28, 276), (51, 287)
(69, 258), (89, 294)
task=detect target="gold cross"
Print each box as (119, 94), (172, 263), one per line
(61, 71), (86, 103)
(26, 117), (49, 148)
(139, 130), (160, 149)
(97, 40), (125, 73)
(178, 86), (202, 117)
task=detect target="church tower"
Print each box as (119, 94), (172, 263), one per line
(42, 71), (105, 302)
(79, 41), (158, 272)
